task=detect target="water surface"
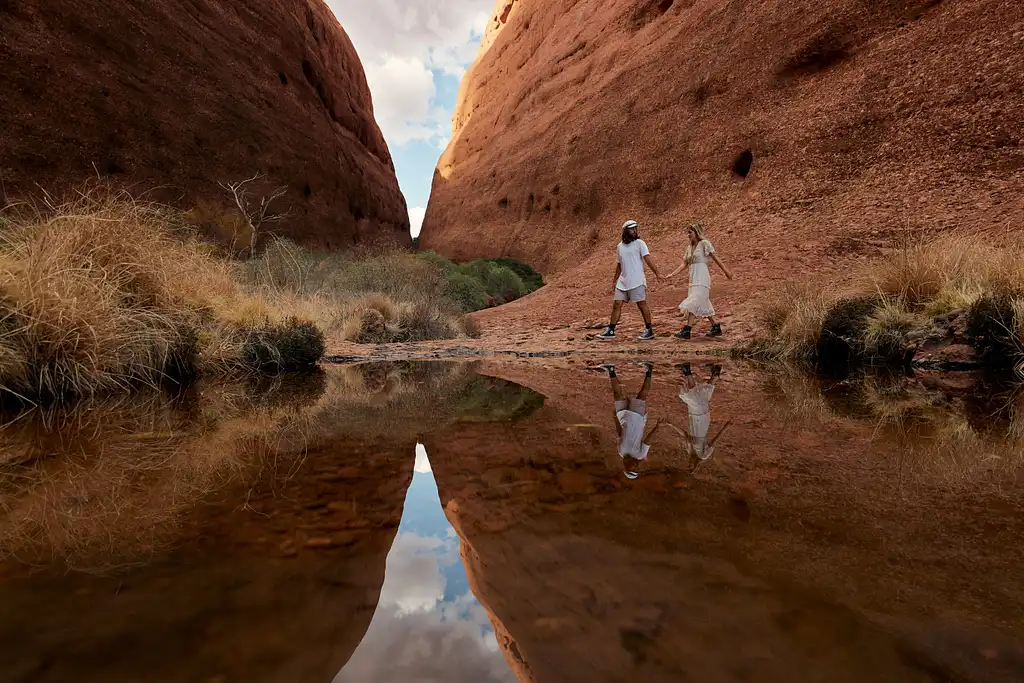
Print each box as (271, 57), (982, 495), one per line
(0, 360), (1021, 683)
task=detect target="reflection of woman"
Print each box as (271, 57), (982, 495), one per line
(598, 362), (661, 479)
(669, 363), (730, 467)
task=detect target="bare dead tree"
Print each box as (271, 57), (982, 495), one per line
(219, 173), (291, 256)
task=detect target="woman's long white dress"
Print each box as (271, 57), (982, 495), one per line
(679, 239), (716, 318)
(680, 382), (715, 461)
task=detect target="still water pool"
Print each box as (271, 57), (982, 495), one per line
(0, 360), (1021, 683)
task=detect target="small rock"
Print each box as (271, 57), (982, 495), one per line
(304, 537), (337, 549)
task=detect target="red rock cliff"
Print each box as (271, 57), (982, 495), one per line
(0, 0), (409, 249)
(420, 0), (1023, 275)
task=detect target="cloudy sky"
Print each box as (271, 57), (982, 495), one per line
(327, 1), (495, 237)
(334, 444), (515, 682)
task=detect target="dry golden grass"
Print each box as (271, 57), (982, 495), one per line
(743, 282), (835, 361)
(873, 233), (1024, 313)
(245, 239), (477, 343)
(0, 189), (332, 401)
(749, 232), (1024, 365)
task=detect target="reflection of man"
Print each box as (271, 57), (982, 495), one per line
(669, 363), (729, 467)
(598, 362), (662, 479)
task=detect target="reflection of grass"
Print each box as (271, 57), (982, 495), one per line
(767, 369), (1024, 483)
(452, 377), (545, 423)
(0, 361), (529, 571)
(0, 382), (317, 571)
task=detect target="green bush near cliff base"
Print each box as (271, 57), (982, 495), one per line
(414, 252), (542, 310)
(442, 272), (490, 312)
(491, 257), (545, 291)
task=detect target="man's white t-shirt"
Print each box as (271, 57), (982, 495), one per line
(617, 409), (650, 459)
(616, 239), (650, 291)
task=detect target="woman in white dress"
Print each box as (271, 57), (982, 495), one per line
(668, 363), (731, 469)
(666, 222), (733, 339)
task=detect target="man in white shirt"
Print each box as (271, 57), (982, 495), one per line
(599, 362), (661, 479)
(597, 219), (664, 341)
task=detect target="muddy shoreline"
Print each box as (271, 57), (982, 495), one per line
(322, 339), (997, 378)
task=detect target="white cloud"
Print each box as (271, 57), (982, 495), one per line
(327, 1), (493, 148)
(378, 532), (448, 614)
(408, 207), (427, 239)
(335, 595), (514, 682)
(362, 56), (447, 147)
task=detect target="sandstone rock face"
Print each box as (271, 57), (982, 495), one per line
(421, 0), (1023, 274)
(0, 0), (408, 249)
(0, 440), (415, 683)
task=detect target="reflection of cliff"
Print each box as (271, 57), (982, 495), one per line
(427, 362), (1024, 683)
(0, 439), (415, 683)
(0, 362), (491, 683)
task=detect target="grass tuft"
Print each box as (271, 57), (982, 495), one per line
(0, 189), (317, 401)
(747, 232), (1024, 374)
(0, 185), (542, 401)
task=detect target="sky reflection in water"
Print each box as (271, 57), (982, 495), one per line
(334, 444), (515, 683)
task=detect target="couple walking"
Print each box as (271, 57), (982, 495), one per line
(598, 219), (733, 341)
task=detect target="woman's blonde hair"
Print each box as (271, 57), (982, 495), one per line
(685, 221), (707, 258)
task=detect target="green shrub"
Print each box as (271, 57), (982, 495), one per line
(443, 272), (490, 312)
(967, 290), (1023, 367)
(415, 250), (457, 274)
(241, 317), (325, 373)
(491, 257), (544, 290)
(482, 264), (527, 304)
(456, 260), (530, 305)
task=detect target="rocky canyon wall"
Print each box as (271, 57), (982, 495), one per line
(420, 0), (1023, 275)
(0, 0), (408, 249)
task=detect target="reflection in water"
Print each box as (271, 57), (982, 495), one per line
(335, 444), (515, 683)
(600, 362), (658, 479)
(599, 362), (733, 477)
(0, 376), (327, 570)
(0, 360), (1021, 683)
(671, 362), (731, 467)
